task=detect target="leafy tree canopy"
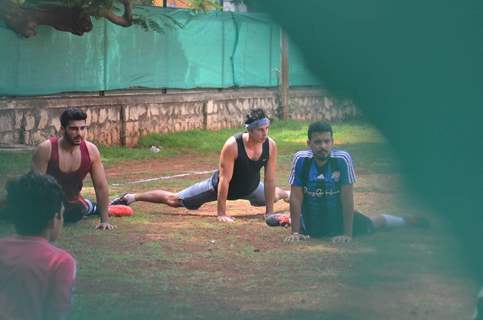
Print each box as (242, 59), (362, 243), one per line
(0, 0), (221, 37)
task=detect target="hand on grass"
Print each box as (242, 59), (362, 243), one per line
(96, 222), (116, 230)
(217, 215), (235, 223)
(331, 235), (352, 244)
(284, 232), (310, 243)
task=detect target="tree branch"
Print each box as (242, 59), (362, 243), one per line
(0, 0), (38, 37)
(0, 0), (133, 38)
(0, 0), (93, 37)
(97, 0), (133, 27)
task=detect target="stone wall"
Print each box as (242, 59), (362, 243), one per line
(289, 89), (358, 121)
(0, 87), (359, 147)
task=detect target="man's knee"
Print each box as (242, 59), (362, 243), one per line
(165, 194), (183, 207)
(180, 196), (202, 210)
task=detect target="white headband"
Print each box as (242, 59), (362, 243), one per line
(245, 117), (270, 129)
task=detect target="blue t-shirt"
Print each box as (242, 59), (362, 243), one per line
(288, 149), (356, 237)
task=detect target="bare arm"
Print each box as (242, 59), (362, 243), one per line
(217, 138), (237, 222)
(289, 185), (303, 233)
(340, 184), (354, 236)
(31, 140), (51, 173)
(263, 138), (277, 216)
(332, 184), (354, 243)
(285, 185), (309, 242)
(88, 143), (114, 230)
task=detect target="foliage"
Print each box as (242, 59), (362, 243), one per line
(188, 0), (221, 13)
(132, 6), (185, 33)
(2, 0), (221, 37)
(17, 0), (116, 12)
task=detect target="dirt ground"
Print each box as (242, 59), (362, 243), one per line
(70, 154), (477, 320)
(105, 154), (290, 217)
(0, 152), (477, 320)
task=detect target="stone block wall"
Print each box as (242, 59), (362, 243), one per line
(0, 103), (61, 146)
(0, 87), (359, 147)
(288, 89), (358, 121)
(204, 90), (279, 130)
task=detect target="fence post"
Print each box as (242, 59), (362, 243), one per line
(203, 102), (208, 130)
(120, 105), (126, 146)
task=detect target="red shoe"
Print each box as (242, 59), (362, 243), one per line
(265, 213), (291, 227)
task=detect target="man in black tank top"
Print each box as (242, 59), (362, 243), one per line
(111, 108), (290, 222)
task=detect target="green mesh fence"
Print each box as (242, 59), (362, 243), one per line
(0, 7), (319, 96)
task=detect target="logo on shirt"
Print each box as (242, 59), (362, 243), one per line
(316, 173), (325, 180)
(303, 186), (340, 197)
(331, 171), (340, 182)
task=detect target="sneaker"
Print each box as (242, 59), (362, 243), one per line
(404, 215), (430, 229)
(110, 193), (130, 206)
(265, 213), (291, 227)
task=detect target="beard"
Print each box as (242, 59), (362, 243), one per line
(65, 135), (82, 146)
(314, 154), (329, 161)
(313, 150), (330, 161)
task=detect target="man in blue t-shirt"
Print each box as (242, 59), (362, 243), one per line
(286, 121), (429, 243)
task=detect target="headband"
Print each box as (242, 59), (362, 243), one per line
(245, 117), (270, 129)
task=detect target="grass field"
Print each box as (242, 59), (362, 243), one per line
(0, 120), (476, 319)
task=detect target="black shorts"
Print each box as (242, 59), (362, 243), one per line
(64, 197), (97, 223)
(302, 210), (375, 238)
(352, 211), (376, 236)
(177, 176), (267, 210)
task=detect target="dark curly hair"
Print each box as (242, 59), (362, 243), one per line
(60, 108), (87, 128)
(6, 172), (64, 235)
(245, 108), (268, 125)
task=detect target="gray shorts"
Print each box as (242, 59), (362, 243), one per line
(177, 175), (266, 210)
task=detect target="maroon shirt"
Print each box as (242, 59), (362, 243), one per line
(46, 137), (92, 202)
(0, 236), (76, 320)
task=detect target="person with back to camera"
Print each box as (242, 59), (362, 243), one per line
(0, 172), (76, 320)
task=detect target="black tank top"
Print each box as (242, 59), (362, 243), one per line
(212, 133), (270, 199)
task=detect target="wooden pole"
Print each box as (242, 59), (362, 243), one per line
(120, 105), (126, 146)
(280, 28), (289, 120)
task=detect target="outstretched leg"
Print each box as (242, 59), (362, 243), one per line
(352, 211), (430, 236)
(275, 187), (290, 203)
(370, 214), (430, 230)
(111, 190), (182, 207)
(246, 183), (290, 206)
(112, 177), (218, 210)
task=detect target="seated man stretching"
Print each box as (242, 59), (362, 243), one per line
(286, 121), (428, 243)
(112, 108), (289, 222)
